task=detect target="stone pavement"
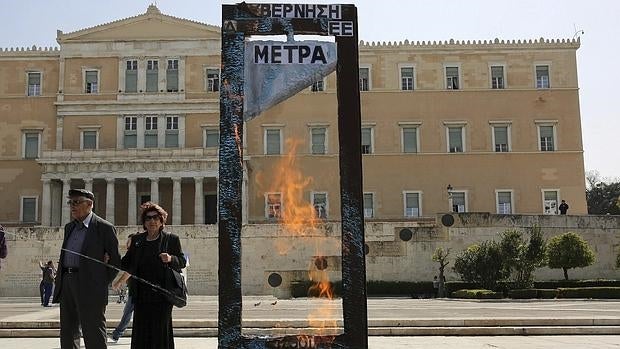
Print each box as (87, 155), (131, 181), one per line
(1, 336), (620, 348)
(2, 296), (620, 338)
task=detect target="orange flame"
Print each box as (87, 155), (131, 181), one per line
(258, 138), (337, 335)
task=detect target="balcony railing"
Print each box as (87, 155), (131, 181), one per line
(40, 147), (218, 161)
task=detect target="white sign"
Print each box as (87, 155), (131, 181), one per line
(244, 40), (337, 121)
(253, 43), (331, 64)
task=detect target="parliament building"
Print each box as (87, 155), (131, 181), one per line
(0, 5), (587, 227)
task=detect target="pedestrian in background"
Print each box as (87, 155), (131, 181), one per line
(109, 234), (136, 343)
(39, 260), (56, 307)
(0, 225), (7, 270)
(559, 200), (569, 215)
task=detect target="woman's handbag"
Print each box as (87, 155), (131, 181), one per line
(161, 233), (188, 308)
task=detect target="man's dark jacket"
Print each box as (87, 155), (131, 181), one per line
(53, 213), (121, 304)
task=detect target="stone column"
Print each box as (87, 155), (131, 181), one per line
(128, 178), (137, 226)
(84, 178), (93, 192)
(194, 177), (204, 225)
(172, 177), (182, 225)
(41, 179), (52, 226)
(105, 178), (115, 224)
(150, 177), (159, 204)
(62, 179), (71, 224)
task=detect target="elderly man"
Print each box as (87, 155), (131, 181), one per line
(53, 189), (121, 349)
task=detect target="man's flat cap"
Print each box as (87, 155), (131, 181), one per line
(68, 189), (95, 200)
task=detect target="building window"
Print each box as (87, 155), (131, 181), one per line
(539, 125), (555, 151)
(204, 129), (219, 148)
(146, 60), (159, 93)
(445, 66), (460, 90)
(363, 193), (374, 218)
(536, 65), (550, 89)
(400, 66), (414, 90)
(491, 65), (505, 89)
(23, 132), (40, 159)
(165, 116), (179, 148)
(447, 126), (464, 152)
(312, 192), (328, 219)
(450, 191), (466, 213)
(402, 127), (418, 153)
(361, 127), (373, 154)
(27, 72), (41, 96)
(542, 190), (559, 214)
(167, 59), (179, 92)
(496, 190), (513, 214)
(265, 128), (281, 155)
(310, 127), (326, 154)
(125, 60), (138, 93)
(266, 193), (282, 219)
(359, 67), (370, 91)
(144, 116), (158, 148)
(124, 116), (137, 148)
(311, 79), (324, 92)
(404, 192), (421, 217)
(85, 70), (99, 94)
(206, 68), (220, 92)
(81, 130), (98, 150)
(493, 125), (510, 152)
(21, 196), (38, 223)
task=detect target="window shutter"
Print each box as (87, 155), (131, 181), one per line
(361, 128), (371, 146)
(403, 128), (417, 153)
(406, 193), (419, 208)
(28, 73), (41, 85)
(449, 127), (462, 151)
(311, 128), (326, 154)
(494, 127), (508, 144)
(266, 130), (280, 154)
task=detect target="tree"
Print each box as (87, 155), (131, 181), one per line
(432, 247), (451, 297)
(453, 240), (508, 290)
(546, 232), (595, 280)
(585, 171), (620, 215)
(499, 226), (547, 289)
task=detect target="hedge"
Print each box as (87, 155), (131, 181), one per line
(557, 287), (620, 299)
(451, 289), (503, 299)
(507, 289), (538, 299)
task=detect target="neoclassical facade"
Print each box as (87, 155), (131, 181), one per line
(0, 5), (587, 227)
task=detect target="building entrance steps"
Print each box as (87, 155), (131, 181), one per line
(1, 297), (620, 337)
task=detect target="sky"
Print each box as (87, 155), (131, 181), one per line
(1, 0), (618, 180)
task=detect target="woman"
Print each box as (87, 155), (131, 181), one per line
(121, 202), (186, 349)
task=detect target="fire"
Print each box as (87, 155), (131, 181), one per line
(258, 138), (338, 336)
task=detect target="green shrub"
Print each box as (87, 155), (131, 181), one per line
(453, 241), (508, 290)
(445, 281), (479, 294)
(534, 280), (620, 289)
(547, 232), (596, 280)
(451, 289), (503, 299)
(557, 287), (620, 299)
(537, 289), (558, 299)
(507, 289), (538, 299)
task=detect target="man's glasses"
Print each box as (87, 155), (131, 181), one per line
(66, 199), (90, 206)
(144, 214), (160, 222)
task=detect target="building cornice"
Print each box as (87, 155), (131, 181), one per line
(359, 37), (580, 51)
(55, 98), (219, 116)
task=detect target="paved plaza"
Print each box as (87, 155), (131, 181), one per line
(1, 336), (620, 349)
(1, 296), (620, 347)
